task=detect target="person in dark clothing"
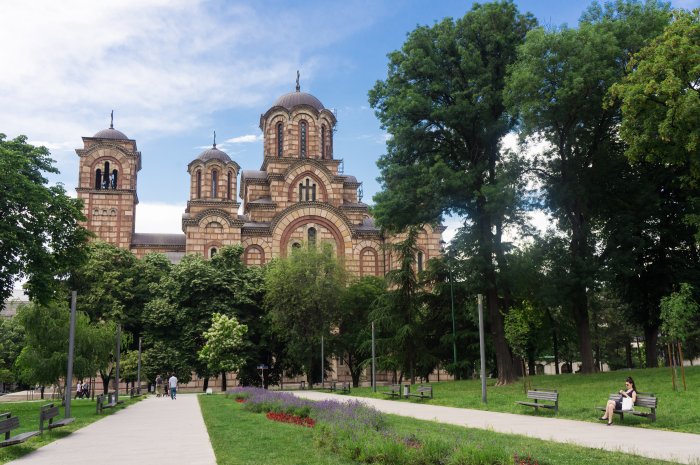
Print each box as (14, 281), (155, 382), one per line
(600, 376), (637, 425)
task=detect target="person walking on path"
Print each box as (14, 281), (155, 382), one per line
(76, 381), (82, 399)
(155, 375), (162, 398)
(168, 374), (178, 400)
(599, 376), (637, 426)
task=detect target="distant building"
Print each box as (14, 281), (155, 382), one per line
(75, 83), (443, 273)
(1, 289), (28, 319)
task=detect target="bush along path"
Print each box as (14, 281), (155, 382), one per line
(208, 388), (681, 465)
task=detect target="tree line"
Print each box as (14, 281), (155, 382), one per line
(369, 0), (700, 384)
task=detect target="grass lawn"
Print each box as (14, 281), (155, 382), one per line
(344, 366), (700, 433)
(199, 393), (680, 465)
(0, 395), (141, 464)
(198, 394), (357, 465)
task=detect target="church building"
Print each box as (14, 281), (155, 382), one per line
(75, 82), (443, 275)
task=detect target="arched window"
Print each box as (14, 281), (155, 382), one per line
(209, 247), (218, 258)
(299, 120), (307, 158)
(321, 125), (326, 159)
(95, 169), (102, 189)
(196, 170), (202, 199)
(211, 170), (218, 198)
(298, 178), (317, 202)
(308, 227), (317, 247)
(111, 169), (118, 189)
(277, 122), (283, 157)
(102, 161), (110, 189)
(417, 251), (424, 273)
(227, 171), (232, 200)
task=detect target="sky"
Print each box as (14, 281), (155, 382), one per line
(2, 0), (699, 240)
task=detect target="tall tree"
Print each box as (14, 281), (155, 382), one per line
(0, 134), (90, 304)
(198, 313), (248, 391)
(264, 244), (347, 386)
(371, 227), (429, 384)
(505, 0), (671, 373)
(335, 275), (386, 387)
(369, 1), (536, 384)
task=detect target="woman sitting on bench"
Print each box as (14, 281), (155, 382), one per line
(600, 376), (637, 425)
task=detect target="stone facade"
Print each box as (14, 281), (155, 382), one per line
(77, 89), (444, 274)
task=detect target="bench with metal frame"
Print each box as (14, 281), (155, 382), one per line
(407, 384), (433, 400)
(96, 391), (124, 413)
(0, 413), (39, 448)
(515, 388), (559, 413)
(382, 384), (402, 398)
(327, 381), (351, 394)
(596, 392), (657, 422)
(39, 403), (74, 433)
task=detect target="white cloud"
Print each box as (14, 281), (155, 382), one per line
(0, 0), (378, 152)
(226, 134), (263, 144)
(134, 202), (184, 234)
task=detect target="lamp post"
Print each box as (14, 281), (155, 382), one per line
(441, 241), (458, 380)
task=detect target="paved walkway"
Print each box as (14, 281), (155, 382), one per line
(6, 395), (216, 465)
(291, 391), (700, 464)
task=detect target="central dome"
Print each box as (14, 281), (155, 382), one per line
(272, 91), (324, 111)
(93, 127), (130, 140)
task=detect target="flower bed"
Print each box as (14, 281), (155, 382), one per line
(266, 411), (315, 427)
(235, 398), (246, 403)
(226, 387), (543, 465)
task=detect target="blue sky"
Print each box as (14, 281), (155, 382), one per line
(2, 0), (698, 236)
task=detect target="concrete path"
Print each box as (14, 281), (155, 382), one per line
(291, 391), (700, 465)
(6, 395), (216, 465)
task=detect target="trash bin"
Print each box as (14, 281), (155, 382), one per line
(403, 383), (410, 398)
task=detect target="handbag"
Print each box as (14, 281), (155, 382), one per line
(621, 395), (634, 411)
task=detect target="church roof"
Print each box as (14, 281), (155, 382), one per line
(131, 233), (186, 246)
(93, 127), (130, 140)
(197, 145), (232, 163)
(272, 91), (325, 111)
(241, 170), (267, 180)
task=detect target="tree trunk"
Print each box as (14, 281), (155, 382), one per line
(625, 342), (633, 369)
(40, 385), (45, 400)
(571, 291), (594, 373)
(221, 371), (227, 391)
(644, 325), (659, 368)
(488, 288), (516, 385)
(203, 377), (209, 392)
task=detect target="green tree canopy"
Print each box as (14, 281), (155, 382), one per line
(610, 9), (700, 181)
(264, 243), (347, 385)
(198, 313), (248, 384)
(369, 0), (536, 385)
(0, 134), (90, 304)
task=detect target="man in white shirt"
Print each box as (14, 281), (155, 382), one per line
(168, 374), (178, 400)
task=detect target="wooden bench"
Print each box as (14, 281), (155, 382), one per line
(407, 384), (432, 399)
(382, 384), (402, 398)
(39, 403), (74, 433)
(328, 381), (351, 394)
(0, 413), (39, 448)
(515, 388), (559, 413)
(96, 391), (123, 413)
(597, 392), (657, 422)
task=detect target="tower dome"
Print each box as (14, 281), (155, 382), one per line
(196, 145), (232, 163)
(272, 91), (325, 111)
(93, 111), (130, 140)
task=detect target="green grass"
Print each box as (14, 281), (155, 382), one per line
(346, 366), (700, 433)
(0, 396), (141, 464)
(199, 393), (680, 465)
(198, 394), (357, 465)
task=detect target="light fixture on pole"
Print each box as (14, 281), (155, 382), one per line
(65, 291), (77, 418)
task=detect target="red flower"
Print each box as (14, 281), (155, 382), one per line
(235, 398), (246, 403)
(265, 411), (315, 428)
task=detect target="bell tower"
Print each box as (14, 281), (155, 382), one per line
(75, 113), (141, 249)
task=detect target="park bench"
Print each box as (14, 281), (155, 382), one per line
(96, 391), (123, 413)
(327, 381), (351, 394)
(597, 392), (657, 422)
(515, 388), (559, 413)
(407, 384), (433, 400)
(382, 384), (402, 398)
(0, 413), (39, 448)
(39, 403), (74, 433)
